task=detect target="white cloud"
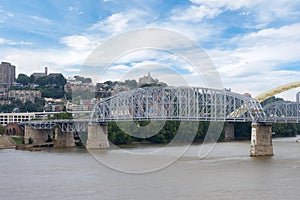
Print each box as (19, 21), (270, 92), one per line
(98, 61), (196, 87)
(173, 0), (300, 26)
(7, 12), (14, 17)
(0, 47), (90, 76)
(68, 6), (84, 15)
(68, 6), (75, 11)
(90, 9), (148, 35)
(60, 35), (100, 51)
(0, 6), (14, 23)
(171, 4), (221, 22)
(0, 38), (6, 44)
(204, 23), (300, 99)
(190, 0), (252, 10)
(2, 1), (300, 101)
(210, 23), (300, 73)
(171, 0), (251, 23)
(0, 37), (32, 45)
(30, 16), (52, 24)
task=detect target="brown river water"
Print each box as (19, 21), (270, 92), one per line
(0, 137), (300, 200)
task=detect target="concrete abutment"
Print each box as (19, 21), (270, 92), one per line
(24, 125), (53, 144)
(225, 122), (235, 141)
(86, 122), (109, 149)
(250, 123), (273, 157)
(54, 127), (76, 148)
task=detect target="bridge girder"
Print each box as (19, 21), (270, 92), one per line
(20, 120), (90, 132)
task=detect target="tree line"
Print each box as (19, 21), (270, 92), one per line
(15, 73), (66, 99)
(0, 98), (45, 113)
(107, 121), (300, 145)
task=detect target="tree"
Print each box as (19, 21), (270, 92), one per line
(82, 78), (92, 83)
(16, 74), (30, 86)
(74, 75), (84, 82)
(0, 125), (5, 135)
(49, 112), (73, 120)
(35, 74), (66, 88)
(104, 80), (113, 86)
(22, 101), (38, 112)
(29, 74), (36, 83)
(124, 79), (137, 89)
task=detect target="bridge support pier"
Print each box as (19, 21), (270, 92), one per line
(250, 123), (273, 157)
(54, 127), (75, 148)
(86, 122), (109, 149)
(24, 125), (53, 144)
(225, 123), (234, 141)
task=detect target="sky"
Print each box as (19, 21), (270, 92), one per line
(1, 0), (300, 100)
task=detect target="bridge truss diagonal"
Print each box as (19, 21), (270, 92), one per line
(20, 120), (90, 132)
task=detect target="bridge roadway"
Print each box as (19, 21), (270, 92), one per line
(20, 86), (300, 157)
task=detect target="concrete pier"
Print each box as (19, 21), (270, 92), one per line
(54, 127), (76, 148)
(250, 123), (273, 157)
(24, 125), (53, 145)
(86, 122), (109, 149)
(224, 123), (234, 141)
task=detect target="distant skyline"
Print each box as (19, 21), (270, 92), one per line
(1, 1), (300, 100)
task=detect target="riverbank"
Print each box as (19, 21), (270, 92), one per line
(0, 135), (16, 149)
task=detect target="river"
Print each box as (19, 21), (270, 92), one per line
(1, 137), (300, 200)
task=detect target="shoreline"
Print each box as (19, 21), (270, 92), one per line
(1, 135), (299, 150)
(0, 135), (16, 149)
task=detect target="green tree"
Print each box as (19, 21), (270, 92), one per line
(35, 74), (66, 88)
(22, 101), (38, 112)
(16, 74), (30, 86)
(49, 112), (73, 120)
(0, 104), (15, 113)
(82, 78), (92, 83)
(272, 123), (299, 137)
(108, 122), (133, 144)
(124, 79), (137, 89)
(0, 124), (5, 135)
(234, 122), (251, 140)
(74, 75), (84, 82)
(65, 92), (72, 100)
(29, 74), (36, 83)
(41, 88), (65, 98)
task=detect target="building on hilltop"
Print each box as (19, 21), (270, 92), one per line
(138, 72), (167, 87)
(0, 62), (15, 89)
(48, 73), (62, 77)
(8, 90), (42, 103)
(138, 72), (158, 86)
(66, 98), (97, 111)
(32, 67), (48, 79)
(64, 77), (94, 94)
